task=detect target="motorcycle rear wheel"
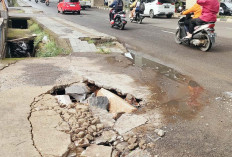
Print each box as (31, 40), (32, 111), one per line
(119, 23), (125, 30)
(199, 34), (212, 52)
(175, 29), (182, 44)
(137, 17), (142, 24)
(45, 1), (49, 6)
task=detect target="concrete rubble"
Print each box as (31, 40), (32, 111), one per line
(26, 83), (152, 157)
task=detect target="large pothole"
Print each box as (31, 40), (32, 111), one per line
(30, 81), (151, 157)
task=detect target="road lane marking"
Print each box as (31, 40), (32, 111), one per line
(162, 30), (175, 34)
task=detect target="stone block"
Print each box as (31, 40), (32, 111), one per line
(55, 95), (72, 106)
(88, 96), (109, 110)
(97, 88), (137, 113)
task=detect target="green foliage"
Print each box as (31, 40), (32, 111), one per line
(28, 22), (41, 34)
(28, 20), (69, 57)
(36, 41), (64, 57)
(97, 48), (111, 54)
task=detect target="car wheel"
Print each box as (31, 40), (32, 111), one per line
(77, 11), (80, 15)
(61, 8), (64, 14)
(58, 8), (60, 13)
(149, 10), (154, 18)
(166, 14), (172, 18)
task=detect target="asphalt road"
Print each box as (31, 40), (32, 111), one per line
(24, 1), (232, 94)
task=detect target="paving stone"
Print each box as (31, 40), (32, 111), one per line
(95, 130), (117, 144)
(81, 144), (112, 157)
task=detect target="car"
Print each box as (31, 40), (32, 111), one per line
(143, 0), (175, 18)
(220, 2), (232, 16)
(85, 0), (91, 8)
(57, 0), (81, 14)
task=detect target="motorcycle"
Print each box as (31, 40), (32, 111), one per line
(175, 15), (216, 52)
(38, 0), (49, 6)
(130, 10), (144, 24)
(110, 9), (127, 30)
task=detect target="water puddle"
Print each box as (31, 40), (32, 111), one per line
(125, 51), (206, 122)
(125, 51), (189, 83)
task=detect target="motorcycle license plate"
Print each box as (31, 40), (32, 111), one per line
(209, 33), (216, 37)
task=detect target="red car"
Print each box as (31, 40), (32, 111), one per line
(57, 0), (81, 14)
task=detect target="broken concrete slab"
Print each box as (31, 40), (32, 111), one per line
(97, 88), (137, 113)
(30, 110), (71, 157)
(65, 83), (90, 95)
(81, 144), (112, 157)
(95, 130), (117, 144)
(88, 96), (109, 110)
(90, 106), (115, 128)
(65, 83), (90, 102)
(125, 148), (152, 157)
(55, 95), (72, 106)
(114, 114), (147, 134)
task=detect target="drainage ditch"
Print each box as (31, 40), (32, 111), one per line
(6, 18), (35, 58)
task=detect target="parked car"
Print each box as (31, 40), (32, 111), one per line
(143, 0), (175, 18)
(57, 0), (81, 14)
(220, 2), (232, 16)
(85, 0), (91, 8)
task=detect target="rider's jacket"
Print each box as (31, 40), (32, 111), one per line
(197, 0), (219, 22)
(182, 3), (202, 19)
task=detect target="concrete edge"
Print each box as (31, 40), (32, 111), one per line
(217, 18), (232, 23)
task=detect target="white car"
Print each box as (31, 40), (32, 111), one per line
(143, 0), (175, 18)
(80, 1), (87, 10)
(85, 0), (91, 8)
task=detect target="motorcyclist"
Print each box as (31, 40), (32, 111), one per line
(184, 0), (219, 39)
(181, 3), (202, 37)
(129, 0), (137, 19)
(109, 0), (123, 24)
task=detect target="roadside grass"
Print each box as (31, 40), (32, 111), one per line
(97, 48), (111, 54)
(28, 20), (69, 57)
(36, 41), (64, 57)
